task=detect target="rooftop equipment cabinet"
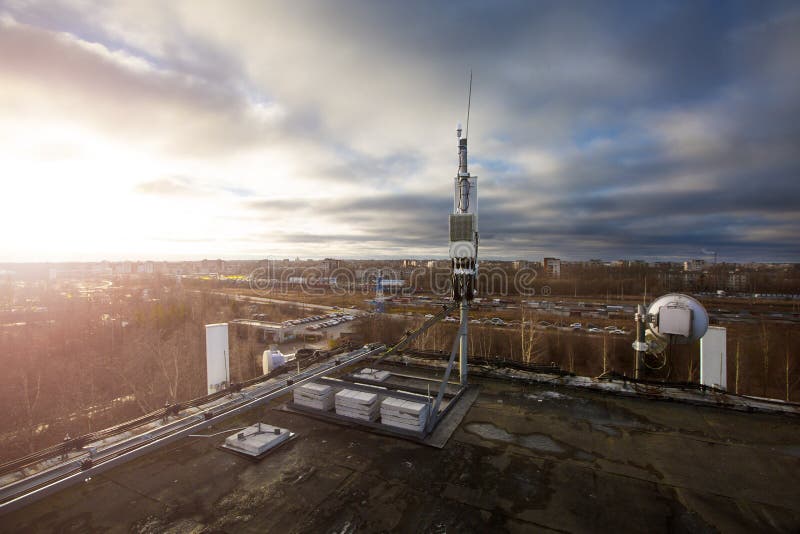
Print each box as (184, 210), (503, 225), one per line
(700, 326), (727, 390)
(205, 323), (230, 394)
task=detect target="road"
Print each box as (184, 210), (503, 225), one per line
(203, 290), (366, 317)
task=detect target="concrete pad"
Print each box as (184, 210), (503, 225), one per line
(381, 417), (426, 432)
(381, 397), (429, 417)
(381, 414), (425, 426)
(294, 382), (335, 411)
(293, 398), (334, 411)
(335, 389), (379, 421)
(335, 389), (378, 407)
(296, 382), (332, 396)
(335, 401), (380, 420)
(353, 368), (391, 382)
(381, 396), (430, 432)
(223, 423), (291, 456)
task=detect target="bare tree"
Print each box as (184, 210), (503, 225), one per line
(735, 339), (741, 394)
(18, 364), (42, 453)
(519, 310), (544, 364)
(152, 329), (182, 403)
(760, 320), (770, 397)
(786, 335), (790, 402)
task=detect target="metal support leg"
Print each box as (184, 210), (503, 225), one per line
(633, 304), (647, 379)
(427, 321), (465, 432)
(374, 302), (458, 365)
(459, 299), (468, 386)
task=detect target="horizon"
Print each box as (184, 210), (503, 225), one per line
(1, 255), (796, 267)
(2, 1), (799, 263)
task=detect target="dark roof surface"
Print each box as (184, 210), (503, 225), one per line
(3, 373), (800, 533)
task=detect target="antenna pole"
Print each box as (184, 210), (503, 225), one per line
(451, 69), (477, 386)
(465, 70), (472, 139)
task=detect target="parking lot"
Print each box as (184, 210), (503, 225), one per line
(426, 314), (631, 337)
(283, 311), (358, 332)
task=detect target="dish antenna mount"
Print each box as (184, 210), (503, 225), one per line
(632, 293), (709, 378)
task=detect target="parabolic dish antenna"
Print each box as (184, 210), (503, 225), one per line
(646, 293), (709, 344)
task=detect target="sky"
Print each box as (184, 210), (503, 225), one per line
(1, 0), (799, 263)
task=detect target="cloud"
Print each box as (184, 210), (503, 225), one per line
(0, 14), (288, 158)
(1, 1), (799, 262)
(134, 176), (209, 196)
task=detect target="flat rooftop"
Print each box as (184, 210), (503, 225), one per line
(3, 371), (799, 533)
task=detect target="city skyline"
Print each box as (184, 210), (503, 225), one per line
(2, 1), (799, 263)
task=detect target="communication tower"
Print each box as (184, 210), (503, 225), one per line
(449, 75), (479, 385)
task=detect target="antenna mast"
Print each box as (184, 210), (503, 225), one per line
(465, 69), (472, 140)
(449, 71), (479, 386)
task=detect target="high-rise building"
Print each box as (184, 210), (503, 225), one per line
(543, 257), (561, 278)
(727, 271), (749, 291)
(684, 259), (706, 272)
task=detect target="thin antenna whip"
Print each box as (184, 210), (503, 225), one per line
(465, 69), (472, 139)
